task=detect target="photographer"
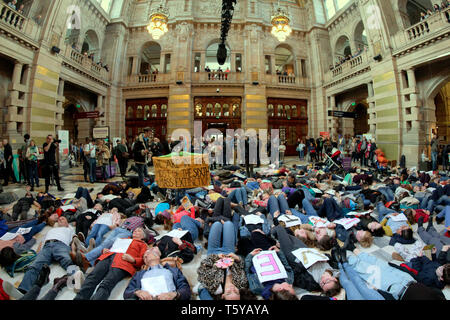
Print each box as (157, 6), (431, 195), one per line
(95, 139), (110, 182)
(42, 135), (64, 193)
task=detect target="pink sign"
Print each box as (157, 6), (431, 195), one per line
(252, 251), (288, 283)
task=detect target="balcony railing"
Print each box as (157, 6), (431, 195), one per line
(63, 46), (109, 81)
(326, 51), (370, 82)
(278, 75), (296, 84)
(264, 73), (307, 87)
(0, 3), (40, 41)
(126, 73), (170, 85)
(405, 8), (450, 42)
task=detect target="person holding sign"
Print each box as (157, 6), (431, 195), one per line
(272, 225), (342, 297)
(154, 229), (197, 264)
(245, 247), (296, 300)
(73, 227), (150, 300)
(123, 246), (191, 300)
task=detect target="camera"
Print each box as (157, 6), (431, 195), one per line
(55, 139), (62, 143)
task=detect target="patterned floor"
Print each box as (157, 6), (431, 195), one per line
(1, 158), (449, 300)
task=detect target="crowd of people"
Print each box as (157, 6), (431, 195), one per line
(0, 127), (449, 301)
(420, 1), (450, 22)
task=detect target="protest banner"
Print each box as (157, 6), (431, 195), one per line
(252, 251), (288, 283)
(153, 152), (210, 189)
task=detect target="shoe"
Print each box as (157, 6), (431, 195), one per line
(87, 238), (95, 252)
(331, 246), (341, 263)
(72, 270), (85, 293)
(426, 214), (435, 231)
(392, 252), (405, 262)
(72, 237), (87, 253)
(52, 274), (69, 291)
(1, 280), (24, 300)
(57, 186), (65, 191)
(77, 232), (85, 244)
(417, 216), (424, 228)
(88, 188), (94, 193)
(339, 247), (348, 263)
(35, 264), (51, 287)
(76, 252), (91, 273)
(435, 215), (445, 224)
(30, 187), (34, 192)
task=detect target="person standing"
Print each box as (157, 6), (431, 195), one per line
(316, 136), (324, 161)
(19, 134), (30, 185)
(95, 139), (110, 182)
(297, 139), (305, 160)
(116, 138), (129, 178)
(26, 140), (40, 191)
(84, 138), (96, 183)
(2, 139), (14, 186)
(431, 134), (439, 171)
(133, 134), (150, 187)
(42, 135), (64, 192)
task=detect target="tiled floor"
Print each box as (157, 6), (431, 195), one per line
(1, 158), (449, 300)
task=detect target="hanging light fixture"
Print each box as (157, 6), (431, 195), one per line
(271, 5), (292, 42)
(147, 2), (169, 40)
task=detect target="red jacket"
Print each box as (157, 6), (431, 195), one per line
(172, 206), (195, 224)
(96, 238), (148, 276)
(414, 210), (430, 223)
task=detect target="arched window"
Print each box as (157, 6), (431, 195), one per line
(144, 105), (150, 119)
(301, 105), (307, 117)
(285, 105), (291, 119)
(275, 46), (295, 76)
(214, 103), (221, 116)
(136, 105), (143, 118)
(195, 104), (203, 117)
(268, 104), (274, 117)
(206, 103), (213, 116)
(151, 104), (158, 117)
(140, 42), (161, 74)
(205, 42), (231, 71)
(161, 104), (167, 117)
(223, 104), (230, 117)
(127, 106), (134, 118)
(277, 104), (283, 117)
(291, 105), (297, 117)
(232, 104), (240, 117)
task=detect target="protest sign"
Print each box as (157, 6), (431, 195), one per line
(291, 248), (329, 269)
(252, 251), (288, 283)
(141, 276), (170, 296)
(334, 217), (361, 230)
(278, 214), (302, 228)
(153, 153), (210, 189)
(110, 238), (133, 253)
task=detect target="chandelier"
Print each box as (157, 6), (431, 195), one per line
(147, 3), (169, 40)
(271, 6), (292, 42)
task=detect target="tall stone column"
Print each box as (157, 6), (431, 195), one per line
(367, 81), (376, 134)
(6, 61), (24, 136)
(55, 78), (65, 132)
(329, 95), (339, 138)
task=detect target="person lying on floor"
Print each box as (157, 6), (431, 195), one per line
(155, 224), (198, 265)
(0, 219), (47, 268)
(11, 191), (41, 221)
(73, 227), (151, 300)
(123, 246), (191, 300)
(245, 247), (297, 300)
(84, 207), (122, 248)
(16, 216), (80, 294)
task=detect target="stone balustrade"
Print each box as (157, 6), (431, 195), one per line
(127, 73), (169, 84)
(64, 46), (109, 80)
(405, 7), (450, 42)
(0, 2), (40, 41)
(325, 51), (370, 84)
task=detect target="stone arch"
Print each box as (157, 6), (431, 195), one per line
(274, 43), (296, 75)
(353, 20), (368, 51)
(139, 41), (162, 74)
(334, 34), (352, 60)
(82, 29), (101, 59)
(205, 39), (231, 71)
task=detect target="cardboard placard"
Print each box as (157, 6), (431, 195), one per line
(153, 153), (210, 189)
(110, 238), (132, 253)
(291, 248), (329, 269)
(252, 250), (288, 283)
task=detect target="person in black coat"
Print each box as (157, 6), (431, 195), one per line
(2, 139), (15, 186)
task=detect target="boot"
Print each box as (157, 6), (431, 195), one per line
(331, 246), (341, 264)
(426, 214), (434, 231)
(417, 216), (424, 228)
(35, 264), (51, 288)
(52, 274), (69, 292)
(57, 186), (65, 192)
(339, 247), (348, 263)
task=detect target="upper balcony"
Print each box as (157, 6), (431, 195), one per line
(61, 46), (110, 86)
(0, 3), (40, 49)
(324, 51), (371, 88)
(264, 74), (309, 88)
(392, 7), (450, 57)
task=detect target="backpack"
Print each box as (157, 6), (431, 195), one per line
(4, 250), (37, 278)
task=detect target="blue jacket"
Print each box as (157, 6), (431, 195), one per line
(244, 250), (295, 296)
(123, 264), (191, 300)
(409, 256), (445, 290)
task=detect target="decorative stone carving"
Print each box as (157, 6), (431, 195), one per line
(176, 22), (193, 42)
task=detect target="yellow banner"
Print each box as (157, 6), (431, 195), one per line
(153, 154), (210, 189)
